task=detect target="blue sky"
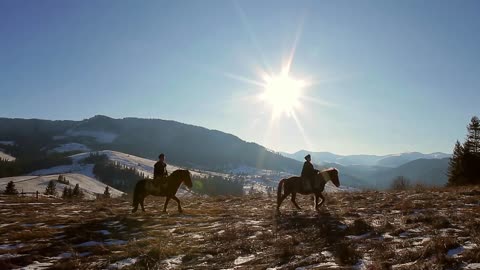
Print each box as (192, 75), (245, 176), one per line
(1, 1), (479, 155)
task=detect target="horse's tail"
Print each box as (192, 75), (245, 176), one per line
(277, 179), (285, 206)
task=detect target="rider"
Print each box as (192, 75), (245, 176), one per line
(301, 154), (319, 191)
(154, 153), (168, 186)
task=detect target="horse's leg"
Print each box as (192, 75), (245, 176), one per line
(277, 192), (289, 211)
(132, 194), (139, 213)
(317, 193), (325, 209)
(140, 198), (146, 212)
(171, 196), (183, 213)
(314, 193), (319, 210)
(291, 193), (302, 210)
(163, 196), (171, 212)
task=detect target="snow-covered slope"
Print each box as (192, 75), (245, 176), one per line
(65, 130), (118, 143)
(0, 141), (14, 146)
(70, 150), (208, 178)
(0, 151), (15, 161)
(0, 174), (124, 199)
(52, 143), (91, 153)
(0, 141), (16, 161)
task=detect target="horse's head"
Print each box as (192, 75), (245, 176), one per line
(320, 168), (340, 187)
(328, 168), (340, 187)
(170, 169), (193, 189)
(181, 169), (193, 189)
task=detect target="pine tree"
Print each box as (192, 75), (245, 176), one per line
(103, 186), (111, 198)
(44, 180), (57, 196)
(62, 186), (71, 199)
(465, 116), (480, 154)
(4, 180), (18, 195)
(447, 116), (480, 186)
(72, 184), (84, 199)
(447, 141), (465, 186)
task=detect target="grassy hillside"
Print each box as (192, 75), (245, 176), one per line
(1, 186), (479, 269)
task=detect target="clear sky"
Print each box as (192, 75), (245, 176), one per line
(1, 1), (479, 155)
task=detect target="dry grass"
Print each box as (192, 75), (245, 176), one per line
(0, 186), (479, 269)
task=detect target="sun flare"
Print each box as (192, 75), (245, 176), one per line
(259, 70), (306, 118)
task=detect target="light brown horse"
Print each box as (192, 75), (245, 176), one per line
(132, 169), (193, 213)
(276, 168), (340, 213)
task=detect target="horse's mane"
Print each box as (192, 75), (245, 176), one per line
(171, 169), (189, 175)
(320, 167), (338, 173)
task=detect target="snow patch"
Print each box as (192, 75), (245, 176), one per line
(96, 230), (111, 235)
(52, 143), (91, 153)
(66, 130), (118, 143)
(0, 141), (14, 145)
(0, 253), (25, 259)
(108, 257), (138, 269)
(296, 262), (339, 269)
(0, 173), (123, 199)
(54, 252), (72, 259)
(74, 239), (127, 247)
(465, 263), (480, 269)
(0, 151), (15, 161)
(234, 254), (255, 265)
(0, 243), (25, 250)
(163, 255), (185, 269)
(447, 246), (465, 258)
(18, 261), (53, 270)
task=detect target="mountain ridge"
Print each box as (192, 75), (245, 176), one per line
(0, 115), (452, 189)
(281, 149), (451, 168)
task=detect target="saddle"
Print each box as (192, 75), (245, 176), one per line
(302, 177), (317, 192)
(150, 177), (168, 191)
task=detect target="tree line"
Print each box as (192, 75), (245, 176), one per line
(4, 174), (111, 200)
(447, 116), (480, 186)
(191, 175), (244, 196)
(87, 153), (146, 193)
(0, 153), (72, 178)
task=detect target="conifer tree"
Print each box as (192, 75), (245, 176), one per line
(44, 180), (57, 196)
(447, 141), (465, 186)
(72, 184), (84, 198)
(4, 180), (18, 195)
(447, 116), (480, 186)
(465, 116), (480, 154)
(103, 186), (111, 198)
(62, 186), (71, 199)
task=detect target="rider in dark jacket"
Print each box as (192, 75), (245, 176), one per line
(154, 153), (168, 185)
(301, 154), (319, 190)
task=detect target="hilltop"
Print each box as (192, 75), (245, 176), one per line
(0, 186), (479, 269)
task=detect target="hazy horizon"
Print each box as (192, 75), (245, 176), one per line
(1, 1), (479, 155)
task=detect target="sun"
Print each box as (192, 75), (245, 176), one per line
(259, 69), (306, 118)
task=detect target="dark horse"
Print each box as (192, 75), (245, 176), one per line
(132, 169), (193, 213)
(276, 168), (340, 213)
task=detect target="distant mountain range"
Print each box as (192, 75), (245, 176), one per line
(281, 150), (450, 168)
(0, 116), (453, 189)
(0, 115), (301, 173)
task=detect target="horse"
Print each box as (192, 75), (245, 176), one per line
(132, 169), (193, 213)
(276, 168), (340, 213)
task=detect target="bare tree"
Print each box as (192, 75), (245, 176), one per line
(391, 176), (411, 190)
